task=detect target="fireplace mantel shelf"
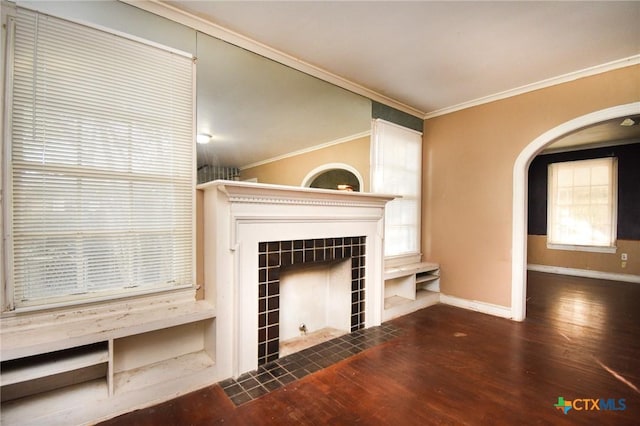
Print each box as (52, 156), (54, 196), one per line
(197, 180), (397, 207)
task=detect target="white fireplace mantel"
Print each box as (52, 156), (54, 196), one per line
(199, 180), (395, 378)
(213, 180), (396, 207)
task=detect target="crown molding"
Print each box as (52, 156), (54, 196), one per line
(240, 131), (371, 170)
(424, 55), (640, 120)
(197, 180), (395, 209)
(121, 0), (424, 118)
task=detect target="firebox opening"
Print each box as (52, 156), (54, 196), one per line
(279, 259), (351, 356)
(258, 236), (366, 366)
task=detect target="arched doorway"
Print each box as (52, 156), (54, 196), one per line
(511, 102), (640, 321)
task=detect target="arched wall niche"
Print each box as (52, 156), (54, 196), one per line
(302, 163), (364, 192)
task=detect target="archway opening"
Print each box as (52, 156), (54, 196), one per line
(511, 102), (640, 321)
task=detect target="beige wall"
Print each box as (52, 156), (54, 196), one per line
(528, 236), (640, 276)
(422, 65), (640, 307)
(240, 135), (371, 191)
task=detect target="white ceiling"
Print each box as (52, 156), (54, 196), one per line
(543, 116), (640, 153)
(159, 1), (640, 168)
(168, 1), (640, 116)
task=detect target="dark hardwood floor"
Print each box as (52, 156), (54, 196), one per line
(101, 271), (640, 425)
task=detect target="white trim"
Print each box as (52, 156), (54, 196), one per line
(16, 1), (193, 59)
(301, 163), (365, 190)
(120, 0), (424, 119)
(2, 14), (16, 311)
(6, 284), (194, 315)
(439, 294), (512, 319)
(425, 55), (640, 119)
(0, 288), (203, 359)
(528, 264), (640, 284)
(546, 243), (617, 254)
(197, 180), (395, 208)
(373, 118), (423, 136)
(547, 157), (618, 249)
(240, 131), (371, 170)
(511, 102), (640, 322)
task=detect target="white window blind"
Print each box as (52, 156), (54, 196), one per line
(371, 119), (422, 257)
(548, 158), (617, 248)
(6, 9), (194, 309)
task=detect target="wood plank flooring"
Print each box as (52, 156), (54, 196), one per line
(100, 272), (640, 425)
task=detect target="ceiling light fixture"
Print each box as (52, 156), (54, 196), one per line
(196, 133), (212, 144)
(620, 116), (639, 127)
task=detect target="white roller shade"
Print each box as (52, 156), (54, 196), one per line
(7, 9), (194, 308)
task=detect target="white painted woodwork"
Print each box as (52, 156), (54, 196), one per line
(200, 180), (394, 378)
(383, 261), (441, 321)
(1, 291), (215, 361)
(527, 264), (640, 284)
(113, 322), (206, 373)
(113, 350), (215, 395)
(511, 102), (640, 321)
(1, 379), (109, 426)
(0, 288), (217, 424)
(1, 346), (108, 387)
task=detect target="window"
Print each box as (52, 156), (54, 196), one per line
(547, 157), (617, 250)
(3, 9), (194, 310)
(371, 119), (422, 258)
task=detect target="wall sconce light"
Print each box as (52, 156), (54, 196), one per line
(196, 133), (212, 144)
(620, 116), (639, 127)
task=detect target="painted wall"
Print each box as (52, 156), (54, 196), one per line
(528, 236), (640, 275)
(240, 135), (371, 190)
(422, 64), (640, 308)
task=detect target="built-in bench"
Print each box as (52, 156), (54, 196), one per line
(0, 291), (217, 425)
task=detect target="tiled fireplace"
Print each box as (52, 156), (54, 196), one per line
(257, 236), (366, 365)
(199, 180), (393, 378)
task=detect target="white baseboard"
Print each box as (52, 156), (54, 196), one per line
(527, 264), (640, 284)
(439, 294), (512, 319)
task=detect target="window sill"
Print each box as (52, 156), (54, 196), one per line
(384, 252), (423, 269)
(546, 243), (617, 254)
(0, 288), (215, 361)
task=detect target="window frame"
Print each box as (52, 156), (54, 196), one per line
(370, 118), (422, 262)
(546, 157), (618, 253)
(1, 7), (196, 313)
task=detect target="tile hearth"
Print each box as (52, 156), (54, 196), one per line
(219, 323), (402, 406)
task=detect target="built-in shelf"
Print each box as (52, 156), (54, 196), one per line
(1, 295), (217, 425)
(1, 343), (108, 388)
(1, 297), (216, 362)
(383, 261), (440, 321)
(113, 350), (215, 396)
(1, 378), (109, 426)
